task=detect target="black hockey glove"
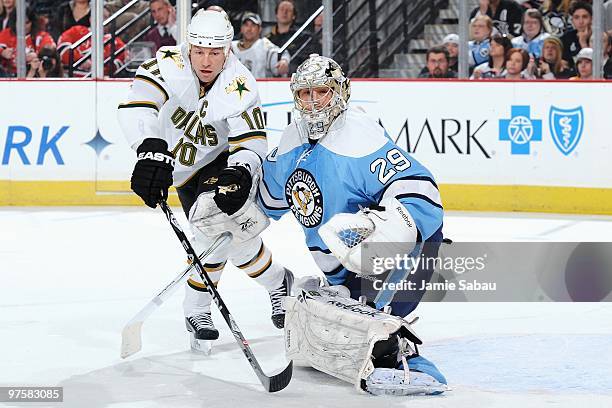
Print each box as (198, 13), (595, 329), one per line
(213, 165), (252, 216)
(131, 138), (174, 208)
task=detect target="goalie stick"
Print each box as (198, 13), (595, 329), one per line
(159, 200), (293, 393)
(120, 233), (232, 359)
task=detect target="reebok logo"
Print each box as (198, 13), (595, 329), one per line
(396, 206), (413, 228)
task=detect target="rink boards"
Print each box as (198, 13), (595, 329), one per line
(0, 78), (611, 214)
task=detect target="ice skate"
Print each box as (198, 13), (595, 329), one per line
(185, 313), (218, 354)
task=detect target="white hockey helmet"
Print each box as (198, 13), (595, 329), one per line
(187, 9), (234, 57)
(290, 54), (351, 140)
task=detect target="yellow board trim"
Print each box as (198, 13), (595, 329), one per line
(2, 181), (612, 215)
(0, 181), (181, 206)
(438, 184), (612, 215)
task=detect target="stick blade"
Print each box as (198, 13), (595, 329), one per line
(265, 361), (293, 393)
(120, 321), (144, 359)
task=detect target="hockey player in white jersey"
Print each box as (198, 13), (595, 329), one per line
(117, 10), (293, 351)
(257, 54), (447, 395)
(231, 12), (290, 78)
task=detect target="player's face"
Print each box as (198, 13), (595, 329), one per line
(471, 20), (490, 42)
(2, 0), (15, 10)
(297, 86), (333, 112)
(523, 15), (541, 38)
(150, 1), (170, 26)
(577, 58), (592, 78)
(190, 46), (226, 84)
(506, 52), (523, 75)
(571, 9), (591, 32)
(241, 21), (261, 42)
(427, 52), (449, 77)
(542, 42), (558, 61)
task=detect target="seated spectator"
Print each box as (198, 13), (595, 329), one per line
(143, 0), (177, 52)
(231, 12), (290, 78)
(503, 47), (533, 79)
(570, 47), (593, 80)
(560, 1), (592, 70)
(469, 15), (494, 67)
(472, 33), (512, 78)
(541, 0), (573, 36)
(604, 30), (612, 79)
(265, 0), (312, 74)
(104, 0), (150, 43)
(1, 0), (15, 31)
(52, 0), (90, 40)
(536, 36), (575, 78)
(26, 45), (63, 77)
(0, 6), (55, 76)
(418, 45), (457, 78)
(470, 0), (524, 37)
(57, 7), (126, 77)
(419, 34), (459, 77)
(512, 8), (550, 57)
(443, 33), (459, 72)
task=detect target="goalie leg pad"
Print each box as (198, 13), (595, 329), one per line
(284, 286), (441, 393)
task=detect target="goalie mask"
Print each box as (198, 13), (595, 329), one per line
(290, 54), (351, 140)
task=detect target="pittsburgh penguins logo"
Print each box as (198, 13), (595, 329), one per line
(285, 169), (323, 228)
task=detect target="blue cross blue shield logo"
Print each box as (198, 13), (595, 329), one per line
(549, 106), (584, 156)
(499, 105), (542, 155)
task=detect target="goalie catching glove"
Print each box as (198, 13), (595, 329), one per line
(131, 138), (175, 208)
(319, 197), (419, 274)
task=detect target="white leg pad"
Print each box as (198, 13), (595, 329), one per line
(283, 286), (422, 391)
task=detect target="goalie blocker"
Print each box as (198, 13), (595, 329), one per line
(284, 284), (448, 396)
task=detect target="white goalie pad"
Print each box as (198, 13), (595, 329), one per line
(189, 191), (270, 244)
(283, 286), (423, 391)
(318, 197), (418, 274)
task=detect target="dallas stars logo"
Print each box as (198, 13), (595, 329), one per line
(225, 76), (250, 100)
(161, 49), (184, 69)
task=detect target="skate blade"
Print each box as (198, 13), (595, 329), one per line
(190, 335), (213, 355)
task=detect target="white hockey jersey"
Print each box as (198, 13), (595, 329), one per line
(230, 38), (290, 78)
(117, 43), (267, 186)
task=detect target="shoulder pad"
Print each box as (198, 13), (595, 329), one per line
(320, 107), (388, 158)
(218, 53), (259, 109)
(277, 122), (304, 155)
(155, 44), (195, 104)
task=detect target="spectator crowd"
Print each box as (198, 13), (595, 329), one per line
(0, 0), (610, 79)
(0, 0), (320, 79)
(420, 0), (612, 80)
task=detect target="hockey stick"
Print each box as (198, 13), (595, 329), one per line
(120, 233), (232, 359)
(158, 200), (293, 392)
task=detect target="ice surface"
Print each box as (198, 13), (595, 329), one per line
(1, 208), (611, 407)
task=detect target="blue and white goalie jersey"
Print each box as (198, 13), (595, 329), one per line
(258, 106), (444, 285)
